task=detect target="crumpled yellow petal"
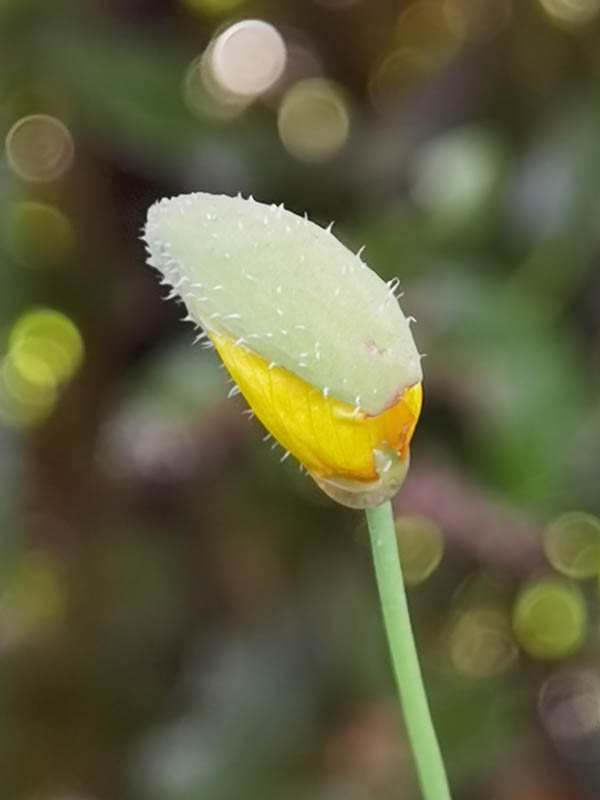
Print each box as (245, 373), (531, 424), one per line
(211, 330), (422, 481)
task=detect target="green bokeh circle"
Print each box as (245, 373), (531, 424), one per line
(512, 577), (587, 661)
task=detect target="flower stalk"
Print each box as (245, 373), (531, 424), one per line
(366, 501), (451, 800)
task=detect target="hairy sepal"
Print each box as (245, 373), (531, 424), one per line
(144, 192), (422, 415)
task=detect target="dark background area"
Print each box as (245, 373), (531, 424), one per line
(1, 0), (600, 798)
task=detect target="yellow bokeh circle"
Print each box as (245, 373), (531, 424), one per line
(9, 308), (84, 390)
(278, 78), (350, 163)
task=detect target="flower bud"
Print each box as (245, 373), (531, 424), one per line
(144, 192), (423, 507)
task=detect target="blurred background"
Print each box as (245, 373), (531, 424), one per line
(1, 0), (600, 798)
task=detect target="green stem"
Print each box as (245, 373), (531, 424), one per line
(366, 501), (451, 800)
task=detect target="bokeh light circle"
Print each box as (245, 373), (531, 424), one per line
(449, 608), (517, 678)
(9, 308), (84, 390)
(211, 20), (287, 98)
(543, 511), (600, 580)
(3, 201), (74, 268)
(5, 114), (74, 182)
(394, 514), (444, 586)
(278, 78), (350, 163)
(0, 307), (83, 428)
(512, 577), (587, 661)
(411, 127), (503, 221)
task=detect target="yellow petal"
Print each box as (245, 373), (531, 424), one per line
(211, 330), (422, 481)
